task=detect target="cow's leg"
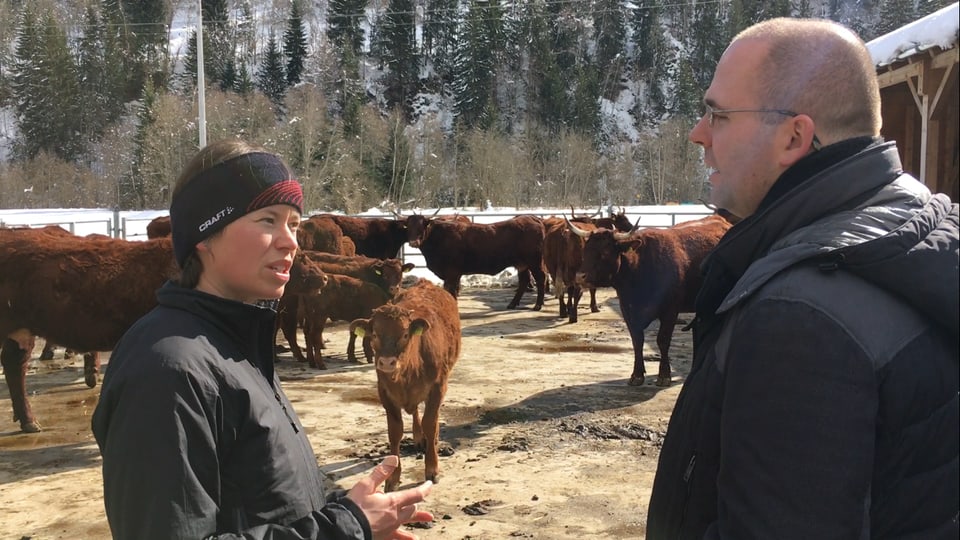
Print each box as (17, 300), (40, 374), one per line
(654, 314), (678, 387)
(442, 278), (460, 299)
(346, 332), (358, 363)
(410, 404), (424, 451)
(83, 352), (100, 388)
(620, 302), (649, 386)
(507, 269), (530, 309)
(1, 338), (40, 433)
(362, 335), (373, 363)
(421, 387), (445, 485)
(380, 394), (405, 492)
(569, 284), (586, 323)
(557, 277), (568, 318)
(39, 342), (55, 361)
(530, 265), (546, 311)
(589, 287), (600, 313)
(279, 296), (306, 362)
(304, 317), (327, 370)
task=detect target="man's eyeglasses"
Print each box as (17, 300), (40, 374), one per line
(701, 103), (822, 150)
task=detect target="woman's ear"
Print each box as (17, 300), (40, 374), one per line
(195, 239), (211, 256)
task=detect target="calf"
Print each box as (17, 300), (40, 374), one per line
(276, 251), (413, 361)
(572, 215), (731, 386)
(406, 215), (546, 310)
(351, 279), (461, 491)
(300, 273), (393, 369)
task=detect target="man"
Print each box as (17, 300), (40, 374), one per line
(646, 18), (959, 540)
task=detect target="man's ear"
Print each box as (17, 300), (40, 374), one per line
(195, 239), (211, 255)
(778, 114), (818, 167)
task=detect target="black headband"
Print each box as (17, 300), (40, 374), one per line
(169, 152), (304, 267)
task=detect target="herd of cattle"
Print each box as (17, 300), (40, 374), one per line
(0, 209), (732, 451)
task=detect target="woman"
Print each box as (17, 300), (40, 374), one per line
(92, 139), (432, 540)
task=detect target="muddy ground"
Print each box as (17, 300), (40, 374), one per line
(0, 286), (692, 539)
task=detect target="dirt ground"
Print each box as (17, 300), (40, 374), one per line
(0, 286), (692, 539)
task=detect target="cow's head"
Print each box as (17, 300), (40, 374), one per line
(404, 213), (433, 248)
(352, 306), (430, 374)
(287, 253), (328, 294)
(572, 224), (625, 288)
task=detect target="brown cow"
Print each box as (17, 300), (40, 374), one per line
(308, 214), (409, 260)
(351, 279), (461, 491)
(0, 231), (327, 434)
(571, 214), (731, 386)
(300, 273), (393, 369)
(146, 215), (172, 238)
(405, 215), (546, 310)
(0, 231), (176, 432)
(276, 251), (413, 362)
(542, 212), (638, 322)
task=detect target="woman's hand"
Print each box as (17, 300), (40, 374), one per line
(347, 456), (434, 540)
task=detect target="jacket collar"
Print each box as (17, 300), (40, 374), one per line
(700, 141), (906, 316)
(156, 282), (280, 383)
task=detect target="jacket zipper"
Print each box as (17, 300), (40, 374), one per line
(275, 391), (299, 433)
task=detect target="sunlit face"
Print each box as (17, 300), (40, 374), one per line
(195, 204), (300, 303)
(689, 39), (788, 220)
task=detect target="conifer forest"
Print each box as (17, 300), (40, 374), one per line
(0, 0), (949, 212)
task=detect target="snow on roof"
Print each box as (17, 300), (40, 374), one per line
(866, 2), (959, 68)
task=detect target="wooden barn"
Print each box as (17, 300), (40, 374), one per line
(866, 3), (959, 201)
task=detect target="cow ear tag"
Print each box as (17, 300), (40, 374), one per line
(411, 326), (425, 336)
(353, 327), (366, 338)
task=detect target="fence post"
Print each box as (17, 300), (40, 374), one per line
(112, 207), (122, 238)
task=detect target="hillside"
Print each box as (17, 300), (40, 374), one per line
(0, 0), (952, 212)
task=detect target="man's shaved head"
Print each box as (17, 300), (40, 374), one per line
(733, 18), (881, 145)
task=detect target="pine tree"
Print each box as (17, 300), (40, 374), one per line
(116, 0), (170, 99)
(570, 61), (601, 134)
(327, 0), (368, 134)
(877, 0), (917, 35)
(235, 61), (254, 95)
(423, 0), (459, 85)
(11, 7), (84, 161)
(284, 0), (308, 86)
(632, 0), (661, 72)
(76, 3), (124, 143)
(593, 0), (626, 99)
(126, 80), (160, 209)
(220, 56), (238, 92)
(452, 0), (503, 129)
(327, 0), (367, 57)
(202, 0), (232, 88)
(689, 0), (727, 91)
(526, 2), (569, 132)
(380, 0), (419, 114)
(257, 35), (287, 110)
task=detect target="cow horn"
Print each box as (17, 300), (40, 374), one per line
(613, 230), (634, 241)
(591, 205), (602, 218)
(565, 217), (592, 238)
(630, 216), (642, 232)
(430, 207), (441, 217)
